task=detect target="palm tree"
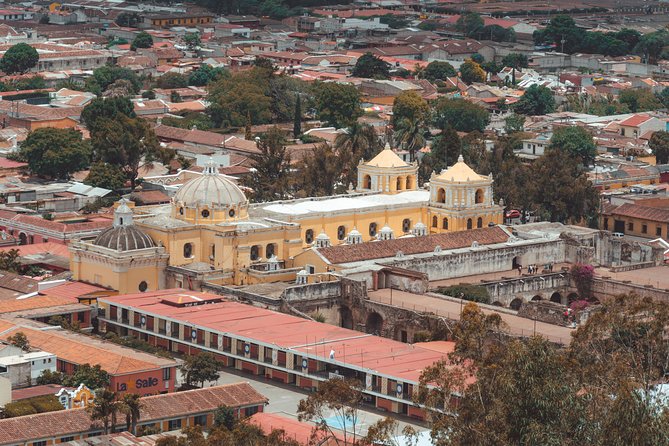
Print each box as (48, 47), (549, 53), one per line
(89, 388), (119, 435)
(394, 117), (426, 162)
(120, 393), (142, 435)
(334, 123), (382, 188)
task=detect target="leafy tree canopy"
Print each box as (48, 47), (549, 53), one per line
(352, 52), (391, 79)
(85, 161), (127, 191)
(0, 43), (39, 74)
(502, 53), (529, 70)
(432, 97), (490, 132)
(81, 96), (136, 131)
(180, 352), (222, 388)
(422, 61), (456, 82)
(649, 131), (669, 165)
(131, 31), (153, 51)
(459, 59), (486, 84)
(17, 128), (91, 179)
(391, 90), (429, 128)
(313, 81), (362, 128)
(548, 125), (597, 165)
(514, 84), (555, 115)
(85, 66), (142, 96)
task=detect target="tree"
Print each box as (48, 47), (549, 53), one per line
(379, 14), (410, 29)
(501, 53), (529, 70)
(297, 143), (341, 197)
(142, 89), (156, 99)
(649, 131), (669, 164)
(549, 125), (597, 165)
(213, 405), (237, 430)
(180, 352), (222, 388)
(504, 113), (525, 134)
(63, 363), (110, 389)
(533, 14), (581, 53)
(455, 12), (484, 38)
(103, 79), (136, 98)
(351, 52), (390, 79)
(633, 30), (669, 64)
(313, 82), (362, 128)
(334, 122), (382, 188)
(529, 149), (599, 223)
(423, 126), (461, 175)
(81, 96), (136, 131)
(0, 43), (39, 74)
(8, 331), (30, 352)
(119, 393), (142, 435)
(482, 25), (515, 42)
(157, 72), (189, 89)
(115, 12), (141, 27)
(89, 388), (119, 435)
(293, 93), (301, 138)
(619, 88), (662, 113)
(36, 369), (64, 385)
(207, 70), (272, 127)
(85, 161), (127, 191)
(242, 127), (293, 202)
(394, 117), (426, 162)
(422, 61), (456, 81)
(298, 378), (363, 446)
(131, 31), (153, 51)
(184, 32), (201, 51)
(90, 115), (173, 187)
(0, 248), (22, 273)
(432, 97), (489, 132)
(189, 64), (228, 87)
(17, 128), (91, 179)
(85, 66), (141, 96)
(391, 90), (429, 129)
(459, 59), (486, 84)
(514, 84), (555, 115)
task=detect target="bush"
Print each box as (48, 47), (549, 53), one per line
(3, 395), (64, 418)
(412, 330), (432, 343)
(438, 284), (491, 304)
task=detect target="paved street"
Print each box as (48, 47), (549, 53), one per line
(178, 369), (427, 438)
(369, 289), (575, 345)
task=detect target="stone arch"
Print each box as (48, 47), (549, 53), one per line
(567, 292), (579, 303)
(531, 295), (543, 301)
(437, 188), (445, 203)
(442, 217), (448, 230)
(363, 175), (371, 189)
(466, 218), (473, 230)
(477, 217), (483, 228)
(512, 256), (521, 270)
(475, 188), (484, 204)
(509, 297), (524, 310)
(339, 306), (353, 329)
(550, 292), (562, 304)
(366, 312), (384, 335)
(432, 215), (438, 228)
(396, 176), (404, 191)
(18, 232), (27, 245)
(405, 176), (412, 190)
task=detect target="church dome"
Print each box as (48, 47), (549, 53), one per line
(434, 155), (488, 183)
(174, 161), (248, 211)
(93, 199), (155, 251)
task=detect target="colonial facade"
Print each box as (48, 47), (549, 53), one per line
(70, 150), (504, 292)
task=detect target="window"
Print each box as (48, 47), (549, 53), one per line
(369, 222), (377, 237)
(305, 229), (314, 244)
(168, 419), (182, 430)
(337, 225), (346, 240)
(139, 281), (148, 292)
(201, 209), (210, 218)
(642, 224), (648, 234)
(245, 406), (259, 417)
(193, 414), (207, 426)
(442, 218), (448, 230)
(183, 243), (193, 258)
(33, 441), (47, 446)
(229, 208), (235, 218)
(657, 227), (662, 237)
(78, 311), (85, 322)
(266, 243), (275, 258)
(475, 189), (484, 204)
(477, 217), (483, 229)
(179, 207), (184, 215)
(402, 219), (411, 233)
(163, 367), (171, 381)
(627, 222), (634, 231)
(363, 175), (371, 189)
(432, 216), (438, 227)
(604, 218), (609, 230)
(60, 437), (74, 442)
(437, 188), (446, 203)
(467, 219), (473, 230)
(250, 245), (260, 261)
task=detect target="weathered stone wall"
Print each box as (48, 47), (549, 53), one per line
(482, 273), (571, 307)
(283, 281), (341, 302)
(386, 239), (565, 282)
(592, 277), (669, 302)
(518, 301), (568, 326)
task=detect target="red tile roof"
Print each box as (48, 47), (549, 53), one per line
(618, 114), (653, 127)
(317, 227), (509, 264)
(12, 384), (65, 401)
(607, 202), (669, 223)
(0, 384), (267, 445)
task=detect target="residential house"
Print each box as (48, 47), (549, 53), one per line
(618, 114), (666, 139)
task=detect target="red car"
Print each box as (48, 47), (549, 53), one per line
(506, 209), (521, 219)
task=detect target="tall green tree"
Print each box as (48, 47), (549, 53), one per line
(293, 93), (301, 138)
(8, 332), (30, 352)
(119, 393), (142, 435)
(422, 61), (456, 81)
(131, 31), (154, 51)
(0, 43), (39, 74)
(649, 131), (669, 165)
(88, 388), (119, 435)
(549, 126), (597, 165)
(633, 30), (669, 64)
(63, 363), (110, 389)
(334, 122), (382, 188)
(81, 96), (136, 131)
(619, 88), (662, 113)
(242, 127), (293, 202)
(459, 59), (486, 84)
(351, 52), (390, 79)
(297, 143), (341, 197)
(90, 115), (173, 187)
(180, 352), (222, 388)
(455, 12), (484, 38)
(501, 53), (529, 70)
(394, 117), (426, 162)
(85, 66), (141, 96)
(84, 161), (127, 191)
(184, 32), (201, 51)
(391, 90), (429, 128)
(313, 82), (362, 128)
(420, 126), (461, 181)
(514, 84), (555, 115)
(17, 128), (91, 179)
(432, 97), (489, 132)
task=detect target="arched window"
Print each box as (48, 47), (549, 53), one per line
(183, 243), (193, 258)
(477, 217), (483, 228)
(396, 177), (403, 191)
(266, 243), (276, 258)
(363, 175), (371, 189)
(337, 225), (346, 240)
(402, 219), (411, 233)
(305, 229), (314, 244)
(369, 222), (377, 237)
(475, 189), (484, 204)
(432, 216), (438, 228)
(442, 218), (448, 230)
(405, 176), (412, 190)
(437, 188), (446, 203)
(250, 245), (261, 261)
(467, 218), (473, 230)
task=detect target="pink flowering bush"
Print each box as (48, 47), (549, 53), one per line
(570, 263), (595, 300)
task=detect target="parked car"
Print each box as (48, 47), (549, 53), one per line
(506, 209), (521, 219)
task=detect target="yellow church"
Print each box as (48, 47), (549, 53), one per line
(69, 146), (504, 293)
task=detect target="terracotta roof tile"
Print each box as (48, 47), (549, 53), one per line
(317, 227), (509, 264)
(607, 203), (669, 223)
